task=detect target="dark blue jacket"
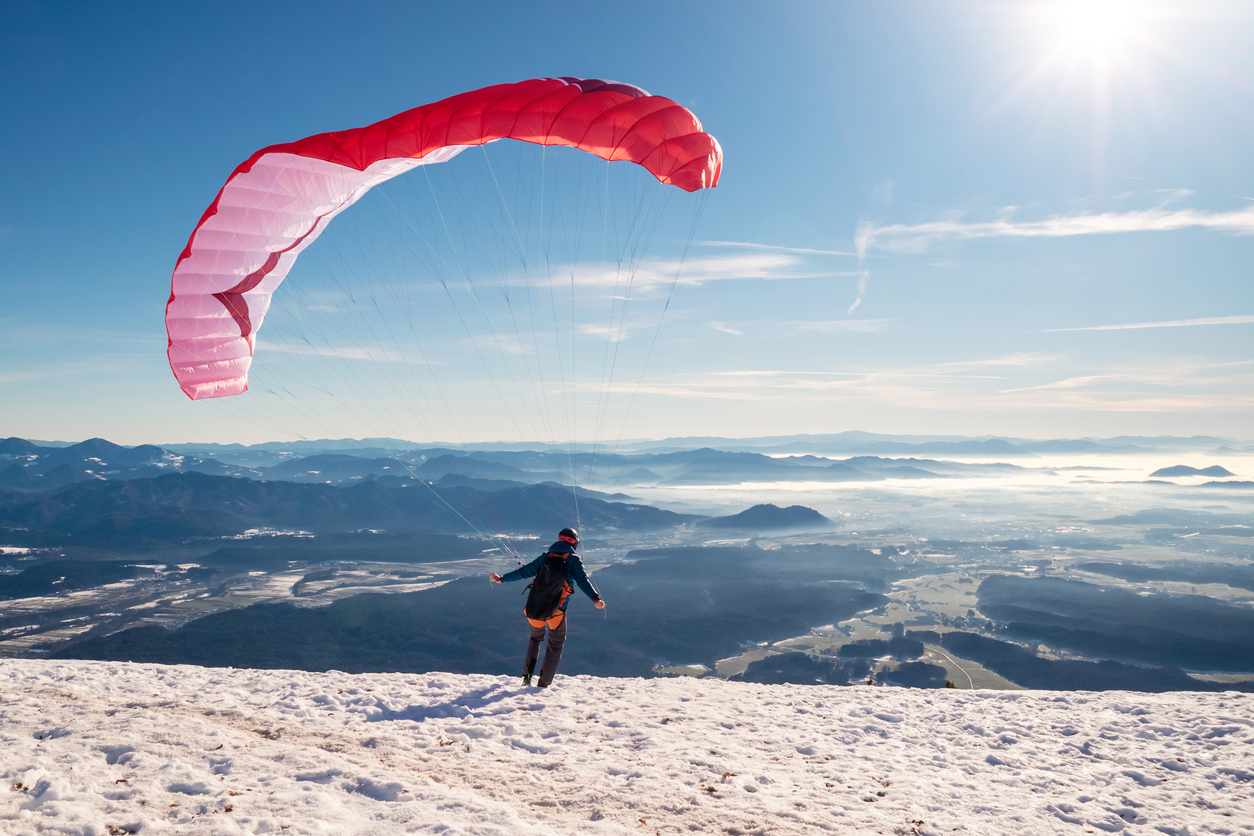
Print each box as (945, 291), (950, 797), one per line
(500, 540), (599, 612)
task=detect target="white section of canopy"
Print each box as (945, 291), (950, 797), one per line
(167, 145), (469, 400)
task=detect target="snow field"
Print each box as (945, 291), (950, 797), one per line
(0, 659), (1251, 835)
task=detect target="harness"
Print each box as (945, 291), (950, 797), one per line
(524, 551), (573, 627)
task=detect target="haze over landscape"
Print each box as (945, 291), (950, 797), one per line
(3, 1), (1254, 834)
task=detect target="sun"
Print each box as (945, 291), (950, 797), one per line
(991, 1), (1171, 155)
(1046, 0), (1150, 63)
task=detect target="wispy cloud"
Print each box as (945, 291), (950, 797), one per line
(712, 370), (864, 377)
(609, 353), (1254, 419)
(791, 318), (892, 334)
(0, 357), (149, 384)
(857, 205), (1254, 255)
(847, 270), (869, 313)
(0, 321), (163, 348)
(557, 253), (852, 290)
(693, 240), (856, 257)
(999, 375), (1118, 394)
(578, 323), (631, 342)
(1043, 314), (1254, 332)
(0, 370), (49, 384)
(937, 353), (1058, 369)
(605, 368), (1002, 404)
(258, 341), (416, 362)
(710, 322), (742, 336)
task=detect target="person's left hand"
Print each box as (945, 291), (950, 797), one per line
(593, 598), (606, 609)
(489, 573), (503, 583)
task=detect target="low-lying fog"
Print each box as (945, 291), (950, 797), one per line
(625, 452), (1254, 532)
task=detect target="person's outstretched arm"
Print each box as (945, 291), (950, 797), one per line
(490, 554), (543, 584)
(568, 555), (606, 609)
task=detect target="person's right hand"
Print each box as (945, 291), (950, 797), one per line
(489, 573), (503, 583)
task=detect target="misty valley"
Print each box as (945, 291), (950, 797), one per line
(2, 432), (1252, 694)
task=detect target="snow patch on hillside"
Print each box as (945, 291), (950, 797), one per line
(1, 660), (1252, 835)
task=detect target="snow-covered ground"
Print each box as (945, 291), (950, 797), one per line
(2, 661), (1251, 835)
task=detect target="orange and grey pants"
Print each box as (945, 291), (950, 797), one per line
(524, 611), (567, 687)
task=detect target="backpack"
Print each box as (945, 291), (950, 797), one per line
(524, 552), (570, 620)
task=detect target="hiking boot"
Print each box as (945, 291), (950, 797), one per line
(522, 673), (532, 687)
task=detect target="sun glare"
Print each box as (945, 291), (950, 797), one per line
(1047, 0), (1148, 61)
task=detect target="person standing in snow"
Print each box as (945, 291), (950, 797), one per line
(490, 527), (605, 688)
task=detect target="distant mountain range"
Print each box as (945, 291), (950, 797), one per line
(0, 436), (1022, 494)
(618, 432), (1247, 456)
(6, 433), (1250, 507)
(26, 431), (1248, 459)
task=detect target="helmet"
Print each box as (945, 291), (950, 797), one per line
(558, 527), (580, 545)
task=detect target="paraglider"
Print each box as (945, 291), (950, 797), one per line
(165, 77), (722, 401)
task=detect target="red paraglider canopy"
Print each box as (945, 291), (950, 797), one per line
(166, 77), (722, 400)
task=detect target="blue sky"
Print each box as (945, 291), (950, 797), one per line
(2, 0), (1252, 445)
